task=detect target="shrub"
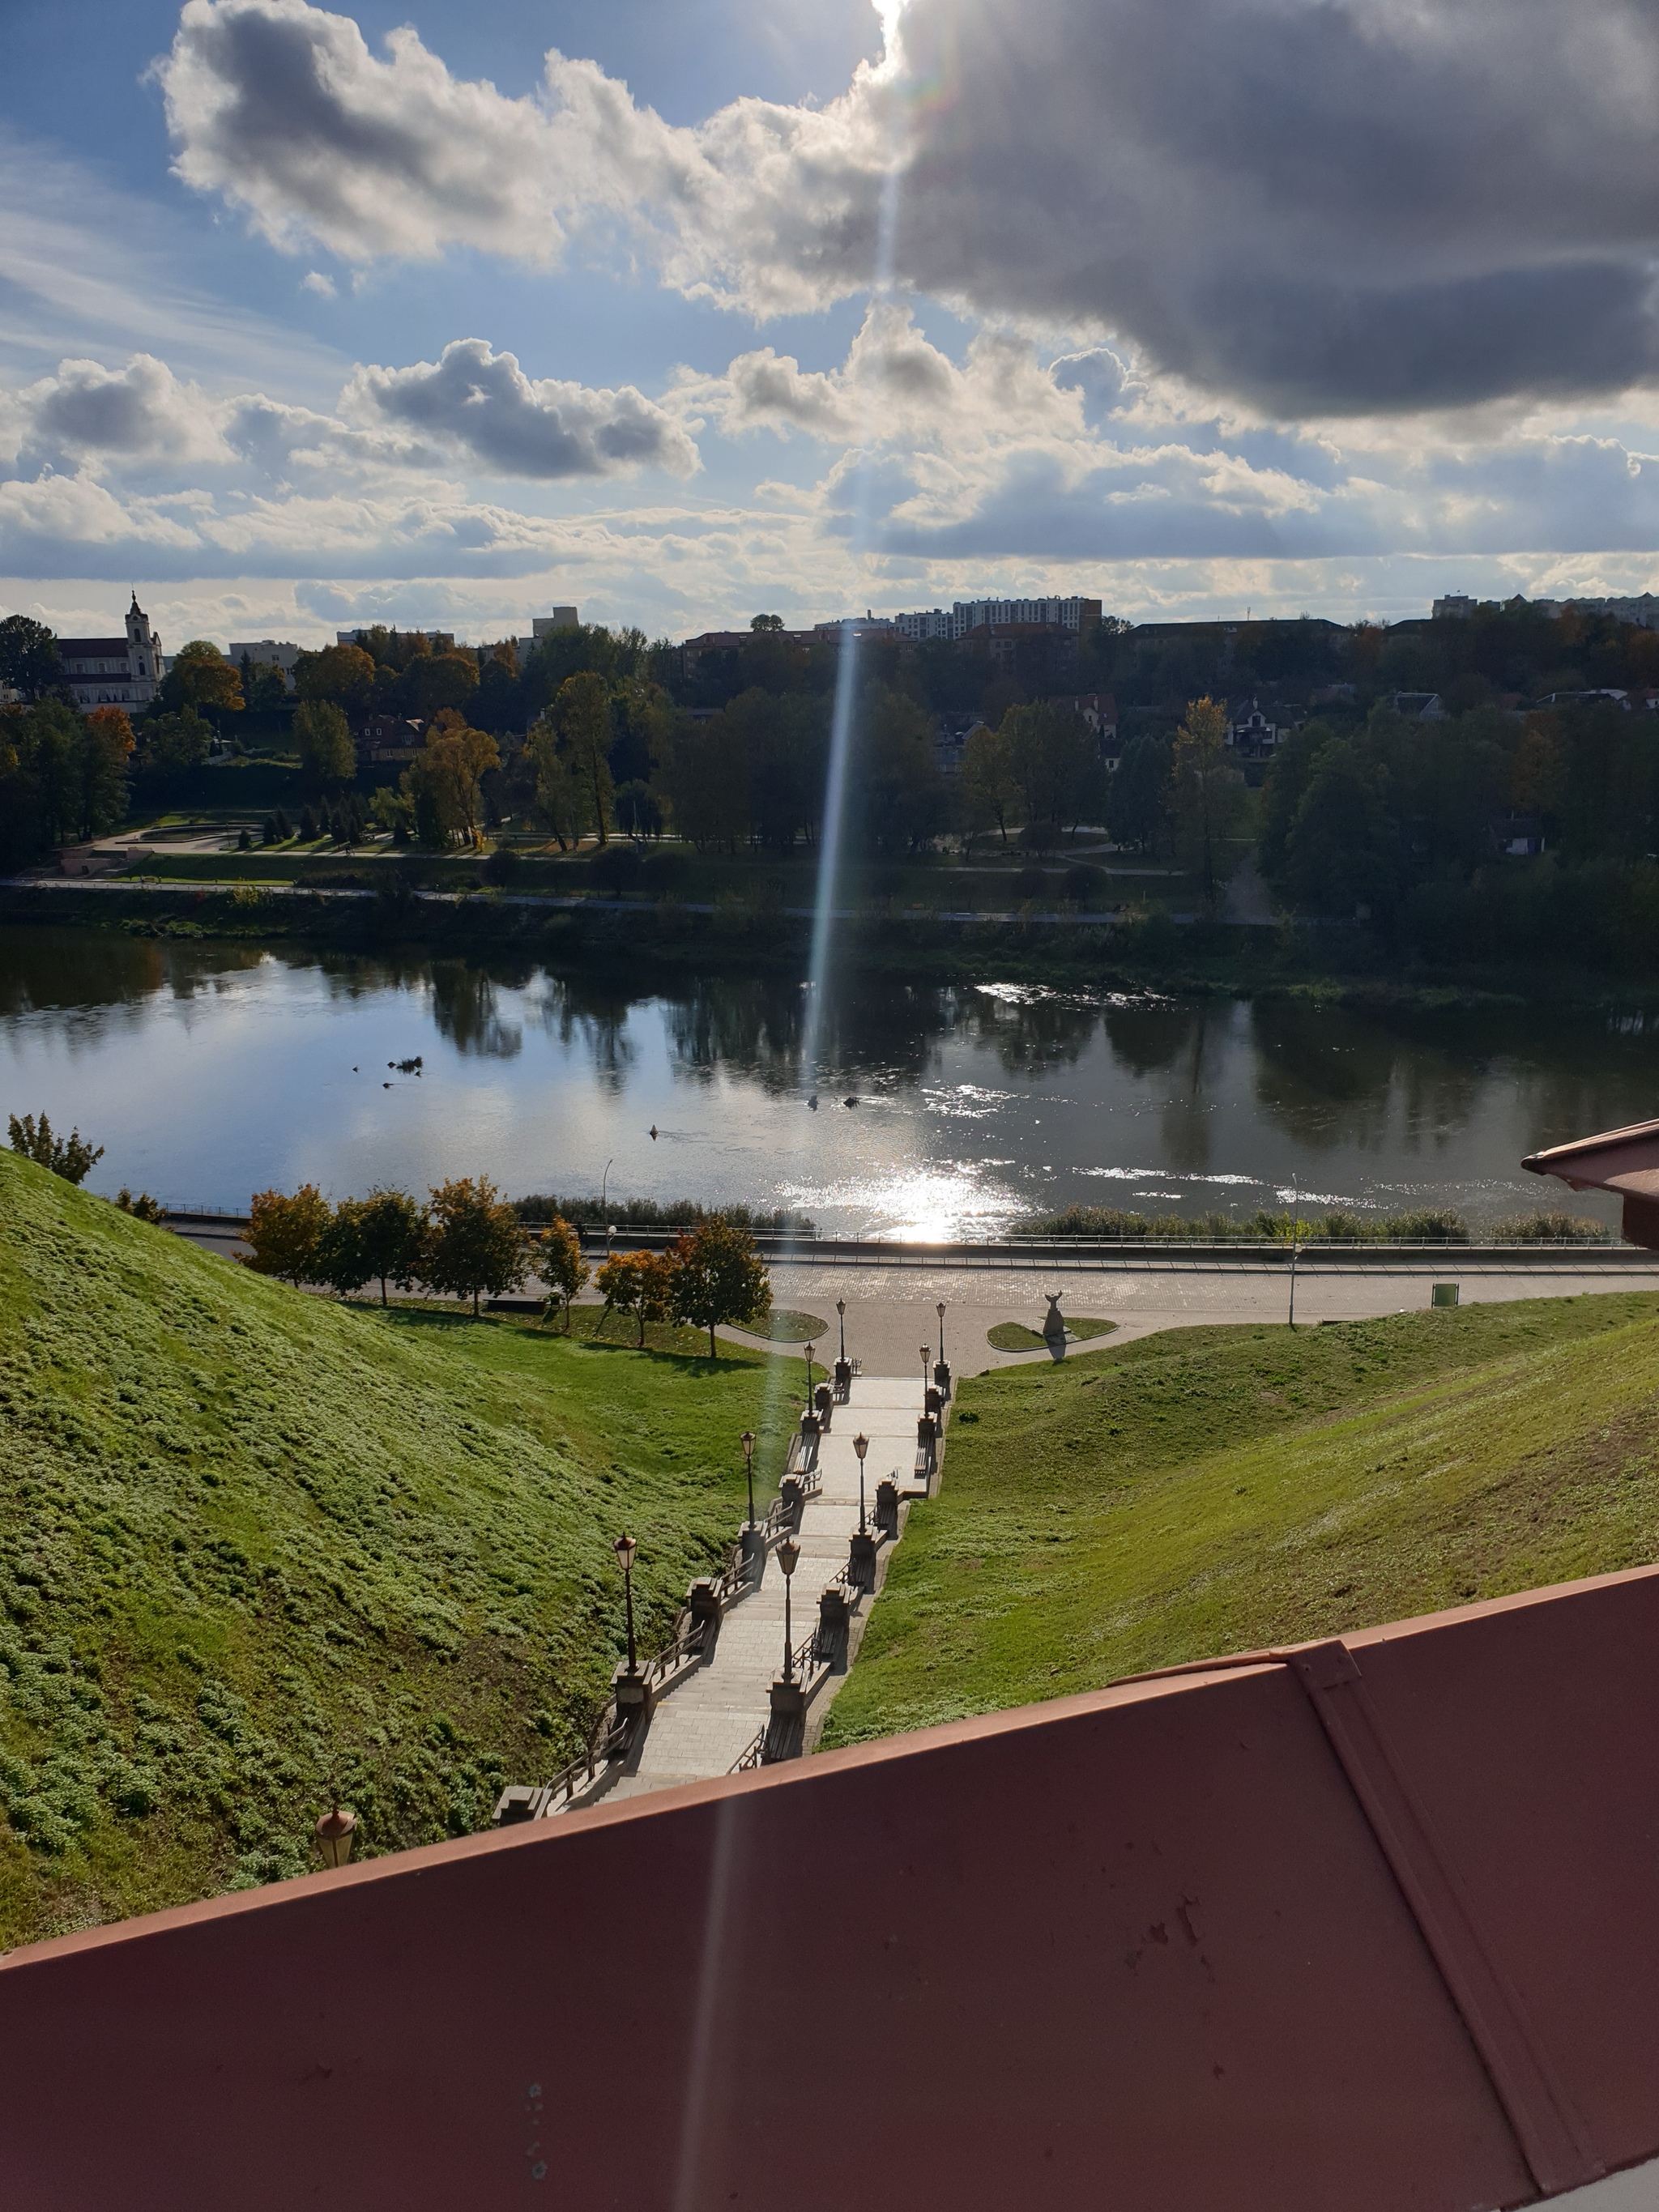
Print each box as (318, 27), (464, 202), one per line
(482, 846), (522, 886)
(1491, 1210), (1610, 1244)
(115, 1188), (165, 1223)
(7, 1113), (103, 1185)
(1375, 1208), (1470, 1244)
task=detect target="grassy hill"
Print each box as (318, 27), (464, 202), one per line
(824, 1295), (1659, 1748)
(0, 1152), (798, 1946)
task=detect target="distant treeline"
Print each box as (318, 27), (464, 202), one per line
(1026, 1204), (1610, 1244)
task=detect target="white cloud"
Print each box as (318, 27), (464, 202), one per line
(11, 355), (232, 469)
(153, 0), (1659, 416)
(301, 270), (336, 297)
(343, 338), (698, 480)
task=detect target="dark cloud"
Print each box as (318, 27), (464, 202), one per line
(345, 339), (698, 479)
(881, 0), (1659, 413)
(156, 0), (1659, 417)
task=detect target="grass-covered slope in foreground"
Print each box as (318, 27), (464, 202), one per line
(0, 1152), (795, 1947)
(825, 1296), (1659, 1748)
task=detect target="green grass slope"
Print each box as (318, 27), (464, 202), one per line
(0, 1152), (797, 1946)
(825, 1296), (1659, 1748)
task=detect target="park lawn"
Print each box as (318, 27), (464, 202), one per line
(823, 1295), (1659, 1748)
(0, 1151), (803, 1947)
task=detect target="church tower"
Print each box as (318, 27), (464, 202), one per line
(124, 592), (162, 704)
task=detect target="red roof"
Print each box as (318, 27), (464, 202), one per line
(1525, 1117), (1659, 1245)
(4, 1565), (1659, 2206)
(57, 639), (130, 658)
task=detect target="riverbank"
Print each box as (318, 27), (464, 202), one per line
(3, 875), (1644, 1012)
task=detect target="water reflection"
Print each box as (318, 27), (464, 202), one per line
(2, 927), (1657, 1232)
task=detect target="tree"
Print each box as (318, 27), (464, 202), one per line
(1000, 702), (1102, 833)
(314, 1199), (372, 1298)
(595, 1251), (645, 1340)
(246, 661), (291, 712)
(293, 643), (377, 714)
(294, 698), (356, 784)
(595, 1249), (676, 1346)
(140, 707), (213, 782)
(81, 708), (135, 838)
(852, 686), (948, 852)
(242, 1185), (331, 1286)
(658, 713), (749, 852)
(356, 1187), (429, 1305)
(527, 708), (592, 850)
(402, 715), (500, 848)
(424, 1175), (529, 1315)
(8, 1111), (103, 1183)
(403, 651), (480, 719)
(668, 1218), (770, 1358)
(537, 1215), (589, 1332)
(0, 615), (62, 702)
(960, 720), (1017, 848)
(751, 612), (784, 632)
(556, 670), (616, 846)
(159, 641), (243, 724)
(315, 1187), (427, 1303)
(1107, 732), (1173, 854)
(1168, 697), (1246, 906)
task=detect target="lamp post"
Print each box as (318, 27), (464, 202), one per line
(919, 1344), (931, 1394)
(740, 1429), (757, 1530)
(1288, 1176), (1302, 1330)
(602, 1156), (615, 1260)
(804, 1340), (817, 1405)
(613, 1532), (638, 1676)
(854, 1430), (870, 1534)
(936, 1302), (947, 1370)
(837, 1298), (847, 1364)
(313, 1796), (356, 1869)
(777, 1534), (800, 1681)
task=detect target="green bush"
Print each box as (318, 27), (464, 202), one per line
(1492, 1210), (1610, 1243)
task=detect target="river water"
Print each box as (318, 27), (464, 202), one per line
(0, 926), (1651, 1236)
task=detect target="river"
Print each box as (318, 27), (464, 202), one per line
(0, 926), (1651, 1236)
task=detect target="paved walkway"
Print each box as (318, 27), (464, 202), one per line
(723, 1258), (1659, 1378)
(607, 1374), (925, 1799)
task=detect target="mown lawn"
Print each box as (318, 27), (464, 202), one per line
(824, 1297), (1659, 1747)
(0, 1152), (804, 1945)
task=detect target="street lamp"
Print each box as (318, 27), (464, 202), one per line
(740, 1430), (757, 1529)
(854, 1430), (870, 1534)
(804, 1340), (817, 1405)
(313, 1796), (356, 1869)
(613, 1532), (638, 1676)
(777, 1534), (800, 1681)
(936, 1302), (947, 1369)
(837, 1297), (847, 1364)
(919, 1344), (931, 1393)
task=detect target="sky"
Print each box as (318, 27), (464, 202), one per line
(8, 0), (1659, 649)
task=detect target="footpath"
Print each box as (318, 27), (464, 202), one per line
(494, 1359), (941, 1822)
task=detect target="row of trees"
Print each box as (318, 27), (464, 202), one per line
(243, 1180), (771, 1350)
(1259, 697), (1659, 923)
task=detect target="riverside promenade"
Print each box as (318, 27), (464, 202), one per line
(606, 1369), (930, 1800)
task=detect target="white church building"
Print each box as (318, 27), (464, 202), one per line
(57, 594), (164, 709)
